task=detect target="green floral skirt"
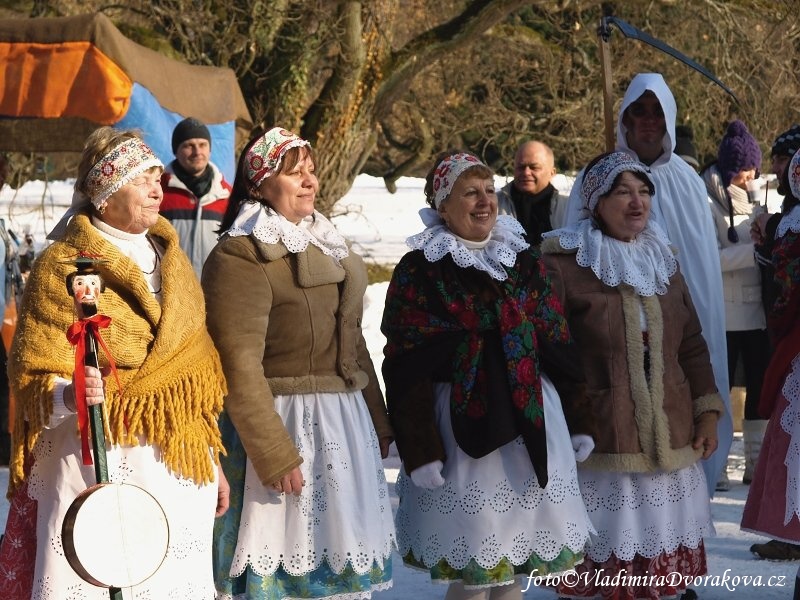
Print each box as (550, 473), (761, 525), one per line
(216, 560), (392, 600)
(402, 546), (582, 588)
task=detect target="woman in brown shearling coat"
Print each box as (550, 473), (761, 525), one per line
(541, 152), (724, 600)
(202, 127), (395, 599)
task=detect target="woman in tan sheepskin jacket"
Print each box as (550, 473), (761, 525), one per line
(202, 127), (395, 599)
(541, 151), (725, 600)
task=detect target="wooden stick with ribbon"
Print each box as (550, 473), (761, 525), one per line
(66, 311), (116, 470)
(60, 255), (168, 597)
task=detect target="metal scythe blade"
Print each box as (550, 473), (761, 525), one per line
(604, 15), (740, 104)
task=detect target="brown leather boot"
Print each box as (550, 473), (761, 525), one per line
(750, 540), (800, 561)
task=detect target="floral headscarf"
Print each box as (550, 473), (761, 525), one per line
(84, 137), (163, 211)
(431, 152), (487, 208)
(48, 136), (163, 241)
(245, 127), (310, 187)
(582, 151), (652, 211)
(789, 148), (800, 201)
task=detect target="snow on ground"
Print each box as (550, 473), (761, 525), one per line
(0, 173), (796, 598)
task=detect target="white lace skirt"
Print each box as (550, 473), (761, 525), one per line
(780, 353), (800, 523)
(27, 415), (219, 599)
(578, 462), (715, 562)
(227, 391), (396, 579)
(395, 374), (595, 571)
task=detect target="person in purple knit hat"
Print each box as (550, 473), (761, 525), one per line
(701, 120), (770, 492)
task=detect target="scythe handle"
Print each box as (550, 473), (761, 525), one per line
(598, 16), (615, 153)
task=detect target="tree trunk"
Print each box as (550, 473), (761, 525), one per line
(306, 0), (534, 214)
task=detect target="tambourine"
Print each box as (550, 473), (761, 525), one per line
(62, 482), (169, 588)
(61, 257), (170, 596)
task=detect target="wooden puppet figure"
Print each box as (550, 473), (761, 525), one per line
(66, 262), (104, 319)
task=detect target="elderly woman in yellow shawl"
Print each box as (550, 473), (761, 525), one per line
(0, 126), (228, 599)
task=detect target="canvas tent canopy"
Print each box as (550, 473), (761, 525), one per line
(0, 12), (252, 181)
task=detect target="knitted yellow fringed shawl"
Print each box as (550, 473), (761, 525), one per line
(7, 213), (226, 496)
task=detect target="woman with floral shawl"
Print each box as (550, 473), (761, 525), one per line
(382, 151), (595, 600)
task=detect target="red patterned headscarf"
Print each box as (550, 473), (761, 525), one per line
(431, 152), (487, 208)
(245, 127), (310, 187)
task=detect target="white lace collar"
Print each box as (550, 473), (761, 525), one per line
(226, 201), (349, 262)
(542, 219), (677, 296)
(777, 204), (800, 237)
(406, 208), (529, 281)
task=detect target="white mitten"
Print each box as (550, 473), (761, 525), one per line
(571, 435), (595, 462)
(410, 460), (445, 489)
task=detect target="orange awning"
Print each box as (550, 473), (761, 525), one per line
(0, 40), (132, 123)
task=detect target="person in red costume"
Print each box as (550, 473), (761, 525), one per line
(742, 148), (800, 586)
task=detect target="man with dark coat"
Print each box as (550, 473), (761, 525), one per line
(497, 140), (567, 244)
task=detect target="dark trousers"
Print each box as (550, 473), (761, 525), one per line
(0, 341), (8, 465)
(726, 329), (771, 421)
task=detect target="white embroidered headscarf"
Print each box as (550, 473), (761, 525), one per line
(48, 136), (163, 241)
(543, 151), (677, 296)
(244, 127), (310, 188)
(227, 127), (348, 261)
(778, 148), (800, 237)
(84, 138), (162, 210)
(409, 152), (529, 280)
(581, 151), (651, 212)
(431, 152), (486, 208)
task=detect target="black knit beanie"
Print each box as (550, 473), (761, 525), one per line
(771, 124), (800, 158)
(171, 117), (211, 153)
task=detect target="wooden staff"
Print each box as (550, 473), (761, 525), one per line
(598, 15), (615, 153)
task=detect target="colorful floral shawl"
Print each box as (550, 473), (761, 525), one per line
(382, 247), (571, 487)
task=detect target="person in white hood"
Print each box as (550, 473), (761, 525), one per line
(563, 73), (732, 498)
